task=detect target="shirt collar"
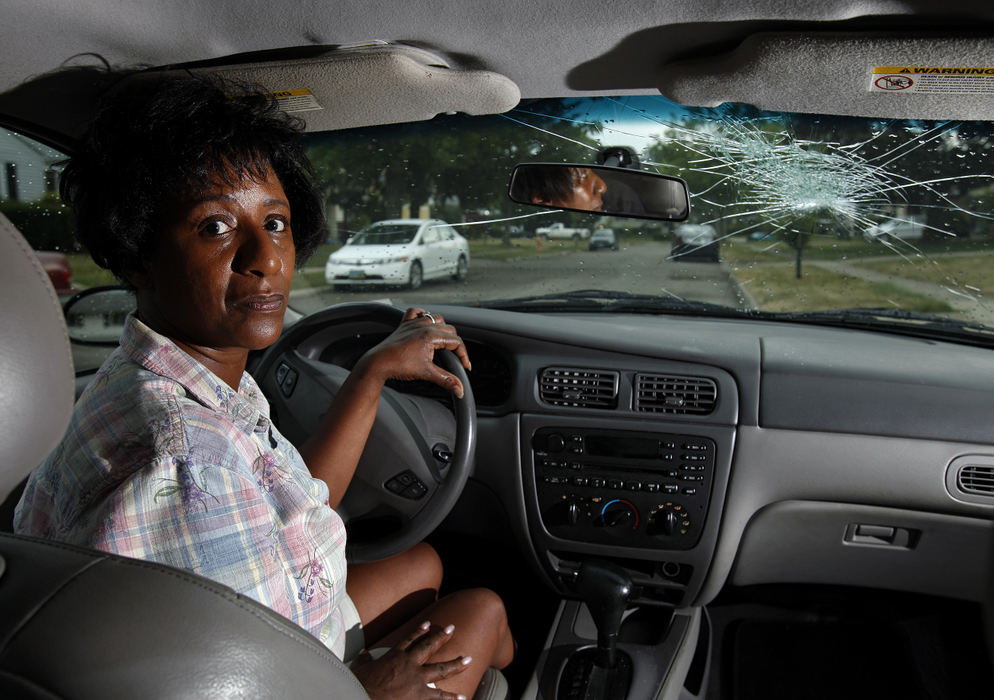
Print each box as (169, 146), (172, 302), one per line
(119, 314), (271, 434)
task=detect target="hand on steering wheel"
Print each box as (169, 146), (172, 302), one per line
(358, 307), (472, 399)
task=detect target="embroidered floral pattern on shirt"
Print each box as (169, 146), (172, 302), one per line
(154, 457), (219, 513)
(295, 551), (334, 603)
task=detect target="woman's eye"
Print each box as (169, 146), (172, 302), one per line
(266, 218), (289, 233)
(202, 219), (233, 236)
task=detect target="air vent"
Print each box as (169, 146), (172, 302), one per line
(958, 465), (994, 496)
(539, 367), (618, 409)
(634, 374), (717, 415)
(946, 456), (994, 505)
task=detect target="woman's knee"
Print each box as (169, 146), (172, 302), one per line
(409, 541), (443, 591)
(454, 587), (509, 629)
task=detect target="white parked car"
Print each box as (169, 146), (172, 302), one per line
(324, 218), (469, 289)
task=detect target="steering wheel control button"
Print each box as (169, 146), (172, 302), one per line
(531, 426), (715, 550)
(277, 364), (298, 397)
(385, 470), (428, 499)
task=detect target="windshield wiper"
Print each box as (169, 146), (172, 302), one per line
(472, 289), (752, 317)
(773, 307), (994, 344)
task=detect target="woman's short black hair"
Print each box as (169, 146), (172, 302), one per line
(510, 165), (581, 206)
(61, 72), (325, 284)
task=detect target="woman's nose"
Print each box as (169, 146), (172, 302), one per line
(236, 228), (283, 277)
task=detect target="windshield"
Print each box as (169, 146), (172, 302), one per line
(288, 95), (994, 339)
(348, 223), (419, 245)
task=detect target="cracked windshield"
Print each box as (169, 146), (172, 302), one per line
(289, 96), (994, 333)
(8, 95), (994, 356)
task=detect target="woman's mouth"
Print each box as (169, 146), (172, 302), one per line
(237, 294), (285, 312)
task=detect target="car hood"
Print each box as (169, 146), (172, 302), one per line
(330, 244), (413, 262)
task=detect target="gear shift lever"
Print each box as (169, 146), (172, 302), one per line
(575, 560), (633, 668)
(557, 560), (635, 700)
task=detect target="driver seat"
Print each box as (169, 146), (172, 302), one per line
(0, 211), (369, 699)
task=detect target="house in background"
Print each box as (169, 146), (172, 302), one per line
(0, 129), (64, 201)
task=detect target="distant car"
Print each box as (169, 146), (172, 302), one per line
(671, 223), (719, 262)
(325, 218), (470, 290)
(746, 231), (775, 241)
(588, 228), (618, 251)
(33, 250), (75, 296)
(863, 216), (925, 243)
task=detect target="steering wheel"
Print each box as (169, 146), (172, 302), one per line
(252, 302), (476, 562)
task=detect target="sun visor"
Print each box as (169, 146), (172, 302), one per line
(184, 43), (521, 131)
(658, 33), (994, 121)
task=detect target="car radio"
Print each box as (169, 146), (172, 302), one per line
(531, 427), (716, 550)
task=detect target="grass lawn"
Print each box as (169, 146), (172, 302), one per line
(67, 253), (118, 288)
(721, 234), (994, 265)
(731, 263), (954, 313)
(854, 252), (994, 297)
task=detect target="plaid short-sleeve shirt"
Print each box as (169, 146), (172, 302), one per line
(15, 315), (353, 658)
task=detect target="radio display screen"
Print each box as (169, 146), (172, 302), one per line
(585, 435), (658, 460)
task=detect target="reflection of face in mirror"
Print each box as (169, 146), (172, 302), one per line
(525, 166), (607, 211)
(510, 164), (690, 221)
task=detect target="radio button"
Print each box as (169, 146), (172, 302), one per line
(663, 484), (679, 494)
(680, 474), (704, 482)
(591, 478), (606, 488)
(625, 480), (641, 491)
(572, 476), (589, 487)
(644, 482), (660, 492)
(608, 479), (624, 490)
(682, 487), (698, 496)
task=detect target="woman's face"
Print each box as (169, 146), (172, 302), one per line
(133, 165), (296, 358)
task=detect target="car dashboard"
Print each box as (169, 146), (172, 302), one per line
(273, 303), (994, 612)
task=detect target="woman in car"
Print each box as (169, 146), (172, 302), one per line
(13, 74), (513, 700)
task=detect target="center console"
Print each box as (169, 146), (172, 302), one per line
(519, 413), (733, 699)
(521, 414), (734, 609)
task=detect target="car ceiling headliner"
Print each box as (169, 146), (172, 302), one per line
(5, 0), (994, 97)
(4, 0), (994, 141)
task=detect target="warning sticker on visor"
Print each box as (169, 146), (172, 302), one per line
(870, 66), (994, 94)
(269, 89), (323, 112)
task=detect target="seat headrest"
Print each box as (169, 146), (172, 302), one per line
(0, 213), (74, 498)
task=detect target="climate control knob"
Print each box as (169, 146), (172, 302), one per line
(599, 499), (639, 531)
(647, 503), (691, 537)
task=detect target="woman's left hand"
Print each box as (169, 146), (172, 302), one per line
(358, 307), (472, 398)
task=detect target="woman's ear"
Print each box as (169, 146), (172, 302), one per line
(124, 267), (152, 290)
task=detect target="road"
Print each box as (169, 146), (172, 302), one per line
(290, 242), (746, 314)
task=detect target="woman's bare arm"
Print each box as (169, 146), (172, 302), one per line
(297, 307), (471, 508)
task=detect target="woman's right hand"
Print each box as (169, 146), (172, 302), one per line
(350, 621), (472, 700)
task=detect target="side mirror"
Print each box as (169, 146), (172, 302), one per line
(508, 164), (690, 221)
(63, 286), (136, 345)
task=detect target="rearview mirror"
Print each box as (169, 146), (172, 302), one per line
(508, 164), (690, 221)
